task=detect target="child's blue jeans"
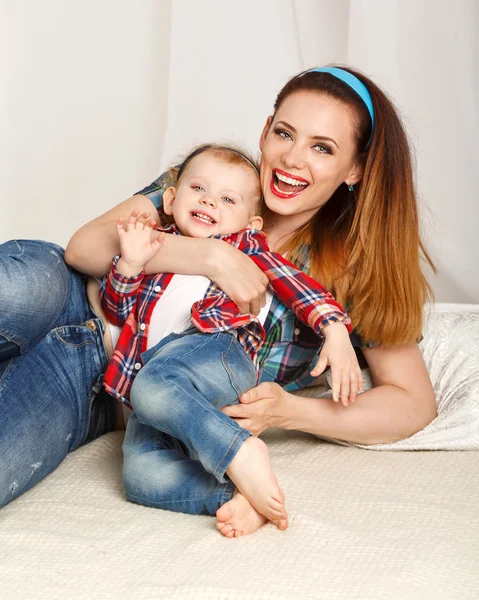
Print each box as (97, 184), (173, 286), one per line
(123, 329), (257, 515)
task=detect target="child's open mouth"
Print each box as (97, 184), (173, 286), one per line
(190, 212), (217, 225)
(271, 169), (309, 198)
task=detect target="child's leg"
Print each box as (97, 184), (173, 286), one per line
(131, 331), (287, 521)
(122, 413), (234, 515)
(131, 331), (256, 483)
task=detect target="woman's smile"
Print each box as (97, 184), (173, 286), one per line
(271, 169), (309, 199)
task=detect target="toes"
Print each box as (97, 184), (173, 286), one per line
(225, 529), (235, 538)
(266, 502), (287, 520)
(275, 518), (289, 531)
(218, 523), (233, 536)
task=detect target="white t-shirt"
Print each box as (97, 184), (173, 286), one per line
(107, 274), (273, 351)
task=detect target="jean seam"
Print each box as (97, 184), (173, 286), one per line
(151, 332), (221, 368)
(0, 330), (24, 354)
(213, 427), (250, 482)
(219, 481), (235, 506)
(221, 335), (256, 396)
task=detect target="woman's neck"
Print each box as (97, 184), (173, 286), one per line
(263, 210), (311, 252)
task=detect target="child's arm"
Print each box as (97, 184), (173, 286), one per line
(246, 241), (362, 406)
(100, 211), (164, 326)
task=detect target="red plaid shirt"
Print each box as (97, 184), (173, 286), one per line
(100, 226), (351, 407)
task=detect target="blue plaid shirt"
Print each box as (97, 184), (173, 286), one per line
(136, 174), (372, 391)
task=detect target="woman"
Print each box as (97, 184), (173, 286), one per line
(0, 66), (436, 517)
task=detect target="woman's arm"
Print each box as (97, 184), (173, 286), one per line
(65, 194), (269, 314)
(65, 195), (160, 277)
(222, 343), (437, 444)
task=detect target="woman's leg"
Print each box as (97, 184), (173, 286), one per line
(0, 240), (114, 507)
(0, 240), (81, 357)
(122, 413), (234, 515)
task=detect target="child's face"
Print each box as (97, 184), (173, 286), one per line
(163, 152), (262, 237)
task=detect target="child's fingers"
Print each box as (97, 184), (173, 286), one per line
(146, 218), (157, 229)
(127, 211), (137, 231)
(133, 212), (150, 229)
(150, 232), (165, 253)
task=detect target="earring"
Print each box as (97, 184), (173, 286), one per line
(348, 183), (354, 192)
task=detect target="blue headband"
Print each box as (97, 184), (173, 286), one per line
(300, 67), (374, 148)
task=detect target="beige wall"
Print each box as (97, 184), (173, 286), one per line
(2, 0), (477, 302)
(2, 0), (171, 247)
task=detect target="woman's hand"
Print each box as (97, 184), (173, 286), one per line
(220, 382), (290, 436)
(207, 240), (269, 315)
(311, 322), (363, 406)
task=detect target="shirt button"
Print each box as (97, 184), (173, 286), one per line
(294, 328), (300, 336)
(154, 285), (161, 292)
(134, 362), (142, 370)
(140, 323), (146, 331)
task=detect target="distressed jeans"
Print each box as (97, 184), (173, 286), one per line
(123, 330), (257, 515)
(0, 240), (115, 507)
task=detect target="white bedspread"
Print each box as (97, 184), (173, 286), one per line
(1, 305), (478, 599)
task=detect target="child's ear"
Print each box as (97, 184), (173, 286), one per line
(248, 215), (263, 231)
(163, 186), (176, 216)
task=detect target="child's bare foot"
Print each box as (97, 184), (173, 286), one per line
(225, 437), (286, 521)
(216, 490), (288, 538)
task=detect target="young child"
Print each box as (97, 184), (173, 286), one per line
(100, 144), (361, 532)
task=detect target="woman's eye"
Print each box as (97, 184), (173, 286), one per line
(222, 196), (235, 205)
(192, 185), (204, 192)
(313, 144), (332, 155)
(274, 128), (292, 141)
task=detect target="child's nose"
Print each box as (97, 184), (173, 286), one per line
(200, 196), (216, 208)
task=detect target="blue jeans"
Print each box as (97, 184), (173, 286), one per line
(123, 330), (257, 515)
(0, 240), (116, 507)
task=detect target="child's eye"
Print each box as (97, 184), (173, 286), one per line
(222, 196), (235, 205)
(192, 185), (204, 192)
(274, 127), (292, 141)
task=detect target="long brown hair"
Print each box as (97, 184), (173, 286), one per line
(274, 66), (435, 345)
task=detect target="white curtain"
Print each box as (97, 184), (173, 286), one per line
(2, 0), (478, 303)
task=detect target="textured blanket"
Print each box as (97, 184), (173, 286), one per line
(1, 305), (478, 599)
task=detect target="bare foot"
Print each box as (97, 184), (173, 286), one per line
(216, 490), (288, 538)
(225, 437), (286, 521)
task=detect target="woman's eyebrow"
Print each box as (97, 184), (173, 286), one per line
(276, 120), (339, 149)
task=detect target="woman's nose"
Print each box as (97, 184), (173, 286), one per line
(282, 144), (305, 170)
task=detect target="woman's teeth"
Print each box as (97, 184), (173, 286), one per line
(192, 212), (215, 224)
(275, 172), (307, 186)
(273, 171), (308, 195)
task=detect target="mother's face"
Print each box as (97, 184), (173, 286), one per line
(259, 90), (362, 229)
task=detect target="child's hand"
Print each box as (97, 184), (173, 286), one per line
(116, 209), (164, 276)
(310, 322), (363, 406)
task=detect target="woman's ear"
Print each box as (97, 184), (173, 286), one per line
(163, 186), (176, 216)
(347, 162), (364, 186)
(259, 116), (273, 151)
